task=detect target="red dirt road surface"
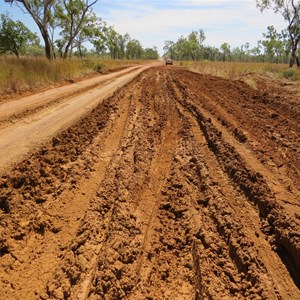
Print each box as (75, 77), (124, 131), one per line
(0, 65), (299, 299)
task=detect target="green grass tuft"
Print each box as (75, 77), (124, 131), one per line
(282, 68), (300, 81)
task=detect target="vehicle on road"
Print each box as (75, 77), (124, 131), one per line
(165, 58), (173, 65)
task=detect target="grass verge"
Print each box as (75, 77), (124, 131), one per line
(176, 61), (300, 82)
(0, 56), (147, 97)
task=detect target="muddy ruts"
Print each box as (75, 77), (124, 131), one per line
(44, 69), (172, 298)
(168, 73), (300, 279)
(44, 68), (296, 299)
(146, 115), (275, 299)
(0, 87), (122, 259)
(1, 66), (299, 299)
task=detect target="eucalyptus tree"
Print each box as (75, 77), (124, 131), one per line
(163, 40), (175, 59)
(0, 13), (39, 57)
(102, 26), (131, 59)
(202, 46), (220, 61)
(92, 38), (107, 56)
(187, 31), (199, 60)
(251, 42), (264, 62)
(4, 0), (55, 59)
(220, 42), (231, 61)
(194, 29), (206, 60)
(256, 0), (300, 67)
(73, 13), (105, 58)
(143, 47), (159, 60)
(261, 25), (288, 62)
(179, 30), (206, 60)
(119, 33), (130, 59)
(103, 26), (121, 59)
(126, 39), (143, 59)
(175, 36), (190, 60)
(55, 0), (98, 58)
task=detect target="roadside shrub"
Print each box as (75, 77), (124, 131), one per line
(93, 63), (105, 73)
(282, 68), (299, 81)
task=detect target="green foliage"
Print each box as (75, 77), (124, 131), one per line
(92, 39), (107, 56)
(164, 26), (293, 65)
(126, 39), (143, 59)
(90, 26), (158, 60)
(256, 0), (300, 67)
(93, 62), (105, 73)
(261, 26), (290, 63)
(164, 29), (206, 61)
(4, 0), (55, 59)
(144, 47), (159, 60)
(282, 68), (299, 80)
(220, 42), (231, 62)
(163, 40), (175, 59)
(0, 13), (39, 57)
(2, 0), (155, 61)
(4, 0), (99, 60)
(55, 0), (100, 58)
(102, 26), (128, 59)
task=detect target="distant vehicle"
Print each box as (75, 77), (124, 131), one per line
(165, 58), (173, 65)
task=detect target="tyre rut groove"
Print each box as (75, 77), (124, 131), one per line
(0, 66), (299, 299)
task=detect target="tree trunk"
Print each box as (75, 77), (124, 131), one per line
(45, 38), (53, 60)
(12, 42), (19, 58)
(41, 29), (53, 60)
(289, 46), (297, 68)
(51, 43), (56, 59)
(63, 42), (72, 59)
(14, 49), (19, 58)
(289, 34), (300, 68)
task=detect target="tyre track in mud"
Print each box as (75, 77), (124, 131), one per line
(0, 66), (142, 127)
(0, 66), (299, 299)
(168, 70), (300, 282)
(167, 73), (299, 298)
(174, 69), (300, 195)
(0, 76), (139, 299)
(0, 64), (152, 176)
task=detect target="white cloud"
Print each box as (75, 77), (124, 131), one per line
(96, 0), (286, 54)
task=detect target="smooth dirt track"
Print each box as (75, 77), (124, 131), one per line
(0, 65), (299, 299)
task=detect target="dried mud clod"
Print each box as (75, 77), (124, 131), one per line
(1, 66), (300, 300)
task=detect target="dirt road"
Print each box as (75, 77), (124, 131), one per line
(0, 65), (299, 299)
(0, 64), (153, 175)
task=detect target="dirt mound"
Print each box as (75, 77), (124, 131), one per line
(0, 66), (299, 299)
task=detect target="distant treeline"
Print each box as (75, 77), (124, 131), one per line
(163, 27), (292, 65)
(1, 0), (300, 67)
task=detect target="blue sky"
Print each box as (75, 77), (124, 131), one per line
(1, 0), (286, 54)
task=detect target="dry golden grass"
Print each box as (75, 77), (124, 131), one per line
(176, 61), (300, 82)
(0, 56), (147, 96)
(1, 57), (298, 97)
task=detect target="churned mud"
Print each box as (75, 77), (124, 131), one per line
(0, 66), (299, 299)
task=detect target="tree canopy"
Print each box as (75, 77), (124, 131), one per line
(256, 0), (300, 67)
(163, 27), (291, 64)
(2, 0), (299, 65)
(0, 13), (39, 57)
(55, 0), (98, 58)
(2, 0), (159, 60)
(3, 0), (99, 59)
(4, 0), (55, 59)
